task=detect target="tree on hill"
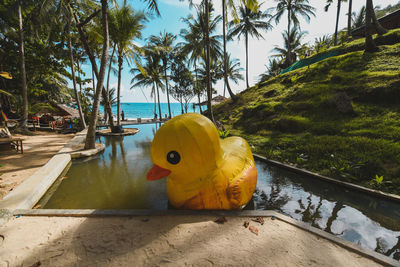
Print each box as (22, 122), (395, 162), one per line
(272, 0), (315, 67)
(272, 27), (307, 68)
(228, 4), (272, 89)
(365, 0), (388, 53)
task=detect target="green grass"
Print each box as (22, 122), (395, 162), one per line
(213, 39), (400, 195)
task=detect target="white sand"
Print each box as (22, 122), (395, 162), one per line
(0, 215), (383, 267)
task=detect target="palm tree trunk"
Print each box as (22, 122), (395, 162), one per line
(370, 0), (388, 35)
(67, 21), (86, 129)
(156, 83), (162, 120)
(117, 54), (122, 126)
(204, 0), (214, 122)
(222, 0), (237, 101)
(85, 0), (109, 149)
(92, 69), (96, 93)
(245, 31), (249, 89)
(347, 0), (353, 36)
(287, 6), (292, 65)
(164, 61), (172, 118)
(365, 0), (378, 52)
(153, 85), (156, 118)
(70, 4), (114, 130)
(194, 61), (202, 113)
(334, 0), (341, 46)
(18, 2), (28, 128)
(106, 44), (116, 124)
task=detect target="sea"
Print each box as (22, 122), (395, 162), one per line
(102, 102), (206, 119)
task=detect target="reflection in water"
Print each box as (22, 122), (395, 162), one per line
(253, 164), (400, 261)
(41, 124), (400, 261)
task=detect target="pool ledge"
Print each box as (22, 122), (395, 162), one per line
(10, 209), (400, 267)
(254, 154), (400, 203)
(0, 129), (104, 210)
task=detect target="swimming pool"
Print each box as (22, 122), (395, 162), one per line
(38, 123), (400, 261)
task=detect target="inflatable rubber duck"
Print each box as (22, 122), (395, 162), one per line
(146, 113), (257, 210)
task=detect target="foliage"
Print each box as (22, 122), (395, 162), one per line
(218, 129), (230, 138)
(213, 40), (400, 195)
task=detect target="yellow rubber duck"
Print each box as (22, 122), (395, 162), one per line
(146, 113), (257, 210)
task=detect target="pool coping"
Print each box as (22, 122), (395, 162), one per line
(0, 129), (104, 210)
(254, 154), (400, 203)
(10, 208), (400, 267)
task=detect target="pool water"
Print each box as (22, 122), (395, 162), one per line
(39, 123), (400, 260)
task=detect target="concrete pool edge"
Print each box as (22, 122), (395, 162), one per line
(9, 208), (400, 267)
(0, 129), (104, 210)
(254, 154), (400, 203)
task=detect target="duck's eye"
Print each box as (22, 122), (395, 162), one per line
(167, 151), (180, 165)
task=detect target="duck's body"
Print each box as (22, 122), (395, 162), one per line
(146, 113), (257, 210)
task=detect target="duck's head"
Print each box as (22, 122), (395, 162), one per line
(146, 113), (223, 183)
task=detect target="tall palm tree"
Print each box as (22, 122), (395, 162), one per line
(84, 0), (109, 149)
(148, 31), (176, 119)
(228, 4), (272, 89)
(17, 1), (28, 128)
(109, 4), (146, 126)
(325, 0), (347, 46)
(130, 53), (164, 119)
(272, 0), (315, 66)
(179, 5), (222, 111)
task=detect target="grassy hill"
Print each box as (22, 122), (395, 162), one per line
(213, 30), (400, 195)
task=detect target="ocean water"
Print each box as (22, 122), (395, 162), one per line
(102, 102), (206, 119)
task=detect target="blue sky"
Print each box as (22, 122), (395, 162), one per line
(78, 0), (399, 103)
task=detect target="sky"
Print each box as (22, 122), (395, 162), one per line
(77, 0), (400, 103)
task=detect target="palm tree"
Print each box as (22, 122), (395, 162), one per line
(109, 4), (146, 126)
(224, 53), (244, 96)
(272, 0), (315, 66)
(325, 0), (347, 46)
(228, 4), (272, 89)
(179, 5), (222, 112)
(272, 27), (307, 67)
(84, 0), (109, 149)
(258, 58), (281, 82)
(17, 1), (28, 128)
(148, 31), (176, 119)
(352, 6), (365, 29)
(130, 53), (164, 119)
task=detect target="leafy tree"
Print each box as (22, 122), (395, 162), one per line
(228, 4), (272, 89)
(170, 62), (195, 114)
(271, 0), (315, 67)
(258, 58), (281, 82)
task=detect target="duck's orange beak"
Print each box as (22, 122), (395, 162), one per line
(146, 164), (171, 180)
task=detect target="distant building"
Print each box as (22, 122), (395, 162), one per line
(351, 9), (400, 37)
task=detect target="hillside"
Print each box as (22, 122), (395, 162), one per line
(213, 30), (400, 195)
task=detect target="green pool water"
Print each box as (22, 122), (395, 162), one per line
(39, 123), (400, 261)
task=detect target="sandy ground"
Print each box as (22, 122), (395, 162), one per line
(0, 132), (74, 199)
(0, 215), (383, 267)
